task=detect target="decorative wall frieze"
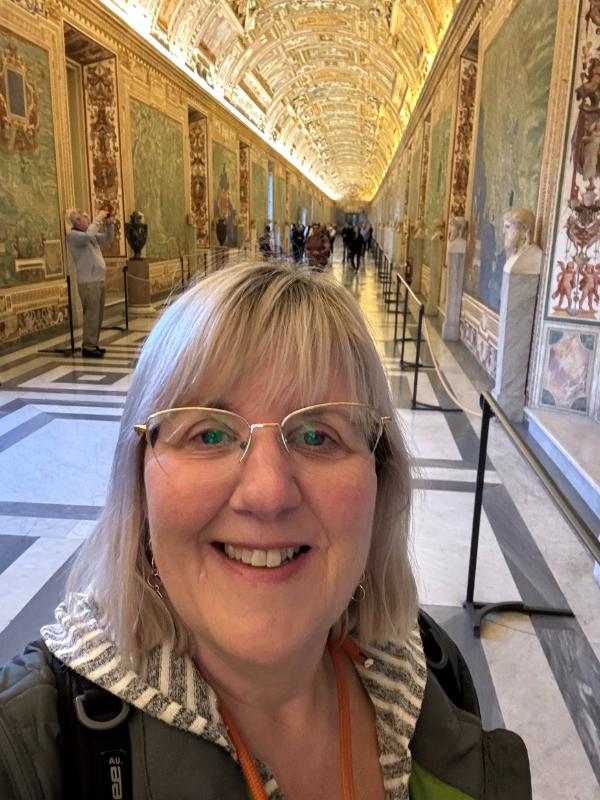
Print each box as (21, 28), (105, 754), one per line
(0, 280), (68, 344)
(83, 57), (125, 257)
(7, 0), (47, 17)
(190, 116), (210, 247)
(459, 292), (499, 377)
(448, 55), (478, 218)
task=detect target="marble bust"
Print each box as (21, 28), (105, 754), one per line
(502, 208), (542, 275)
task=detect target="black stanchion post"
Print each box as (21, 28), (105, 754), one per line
(400, 281), (409, 366)
(465, 395), (492, 604)
(123, 265), (129, 331)
(393, 275), (400, 342)
(180, 255), (185, 291)
(411, 306), (424, 409)
(66, 274), (75, 352)
(38, 274), (76, 357)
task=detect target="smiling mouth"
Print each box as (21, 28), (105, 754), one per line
(213, 542), (311, 568)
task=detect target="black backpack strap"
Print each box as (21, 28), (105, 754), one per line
(40, 643), (133, 800)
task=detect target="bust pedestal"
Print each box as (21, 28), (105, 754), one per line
(425, 236), (444, 316)
(411, 237), (424, 292)
(492, 244), (542, 422)
(126, 259), (156, 316)
(442, 239), (467, 340)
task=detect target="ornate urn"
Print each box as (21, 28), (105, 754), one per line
(125, 211), (148, 259)
(216, 217), (228, 246)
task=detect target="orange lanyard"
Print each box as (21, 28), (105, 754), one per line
(218, 640), (356, 800)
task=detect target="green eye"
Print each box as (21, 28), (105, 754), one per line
(201, 429), (230, 445)
(302, 429), (326, 446)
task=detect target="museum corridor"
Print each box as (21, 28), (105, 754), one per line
(2, 0), (600, 796)
(0, 250), (599, 798)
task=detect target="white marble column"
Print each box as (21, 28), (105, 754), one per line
(442, 218), (468, 340)
(492, 244), (542, 422)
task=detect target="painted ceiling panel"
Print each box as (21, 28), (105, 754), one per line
(105, 0), (459, 201)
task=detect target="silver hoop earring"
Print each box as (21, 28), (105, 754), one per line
(146, 554), (164, 599)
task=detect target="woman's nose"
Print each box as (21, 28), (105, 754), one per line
(228, 427), (302, 519)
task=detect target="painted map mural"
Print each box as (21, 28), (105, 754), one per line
(0, 31), (62, 287)
(212, 140), (238, 247)
(130, 99), (186, 260)
(251, 162), (267, 236)
(464, 0), (558, 311)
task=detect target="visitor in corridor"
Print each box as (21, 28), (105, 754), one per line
(349, 225), (364, 270)
(258, 224), (272, 259)
(304, 222), (331, 269)
(0, 263), (531, 799)
(66, 208), (114, 358)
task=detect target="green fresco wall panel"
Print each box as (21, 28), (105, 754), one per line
(274, 175), (285, 226)
(251, 162), (267, 236)
(130, 99), (186, 260)
(408, 145), (421, 221)
(0, 30), (62, 287)
(466, 0), (558, 311)
(424, 108), (452, 266)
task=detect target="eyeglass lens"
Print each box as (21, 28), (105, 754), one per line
(145, 404), (382, 475)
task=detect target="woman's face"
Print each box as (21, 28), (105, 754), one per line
(143, 373), (378, 668)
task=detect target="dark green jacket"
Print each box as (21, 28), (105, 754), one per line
(0, 641), (530, 799)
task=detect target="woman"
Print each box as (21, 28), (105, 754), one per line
(0, 263), (530, 799)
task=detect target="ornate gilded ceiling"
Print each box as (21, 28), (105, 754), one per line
(102, 0), (460, 202)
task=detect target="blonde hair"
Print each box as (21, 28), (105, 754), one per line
(67, 261), (417, 662)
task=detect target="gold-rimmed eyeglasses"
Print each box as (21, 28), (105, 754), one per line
(134, 402), (390, 475)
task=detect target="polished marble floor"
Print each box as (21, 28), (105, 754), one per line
(0, 251), (599, 799)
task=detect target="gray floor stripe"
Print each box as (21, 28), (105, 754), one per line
(0, 552), (78, 665)
(0, 501), (102, 520)
(0, 535), (37, 575)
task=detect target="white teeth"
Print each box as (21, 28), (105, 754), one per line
(266, 549), (282, 568)
(221, 544), (304, 568)
(251, 550), (267, 567)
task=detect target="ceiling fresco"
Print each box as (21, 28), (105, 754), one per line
(102, 0), (460, 202)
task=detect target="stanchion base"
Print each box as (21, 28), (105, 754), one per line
(399, 359), (434, 370)
(38, 347), (77, 357)
(464, 600), (574, 638)
(413, 400), (462, 413)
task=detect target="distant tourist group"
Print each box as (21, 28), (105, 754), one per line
(259, 221), (373, 271)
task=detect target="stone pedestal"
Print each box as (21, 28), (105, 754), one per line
(126, 259), (156, 316)
(492, 244), (542, 422)
(411, 237), (424, 291)
(442, 241), (467, 340)
(425, 235), (444, 316)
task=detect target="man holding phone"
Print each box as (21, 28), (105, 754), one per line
(66, 208), (114, 358)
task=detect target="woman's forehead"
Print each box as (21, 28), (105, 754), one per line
(175, 361), (359, 410)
